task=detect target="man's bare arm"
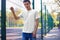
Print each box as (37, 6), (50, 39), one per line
(35, 18), (39, 33)
(33, 18), (39, 37)
(10, 7), (20, 20)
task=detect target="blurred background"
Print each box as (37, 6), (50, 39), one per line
(0, 0), (59, 27)
(0, 0), (60, 40)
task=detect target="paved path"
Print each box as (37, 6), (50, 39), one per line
(0, 27), (60, 40)
(44, 27), (60, 40)
(0, 28), (41, 40)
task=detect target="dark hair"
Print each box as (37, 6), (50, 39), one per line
(23, 0), (31, 3)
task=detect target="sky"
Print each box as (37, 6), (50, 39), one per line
(0, 0), (45, 11)
(6, 0), (27, 11)
(6, 0), (40, 11)
(0, 0), (60, 13)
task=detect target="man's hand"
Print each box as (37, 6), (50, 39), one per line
(10, 7), (14, 12)
(32, 31), (36, 37)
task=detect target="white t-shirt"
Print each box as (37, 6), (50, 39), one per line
(18, 9), (40, 33)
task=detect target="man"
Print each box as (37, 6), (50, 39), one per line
(10, 0), (40, 40)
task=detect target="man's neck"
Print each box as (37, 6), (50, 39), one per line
(27, 8), (31, 11)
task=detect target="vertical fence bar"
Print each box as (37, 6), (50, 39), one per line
(32, 0), (35, 9)
(1, 0), (6, 40)
(44, 5), (46, 35)
(40, 0), (43, 40)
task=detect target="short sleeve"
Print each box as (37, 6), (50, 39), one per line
(18, 12), (24, 18)
(35, 11), (40, 19)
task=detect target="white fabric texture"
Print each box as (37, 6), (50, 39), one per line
(18, 9), (40, 33)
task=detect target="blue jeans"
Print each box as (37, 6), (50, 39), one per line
(22, 33), (36, 40)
